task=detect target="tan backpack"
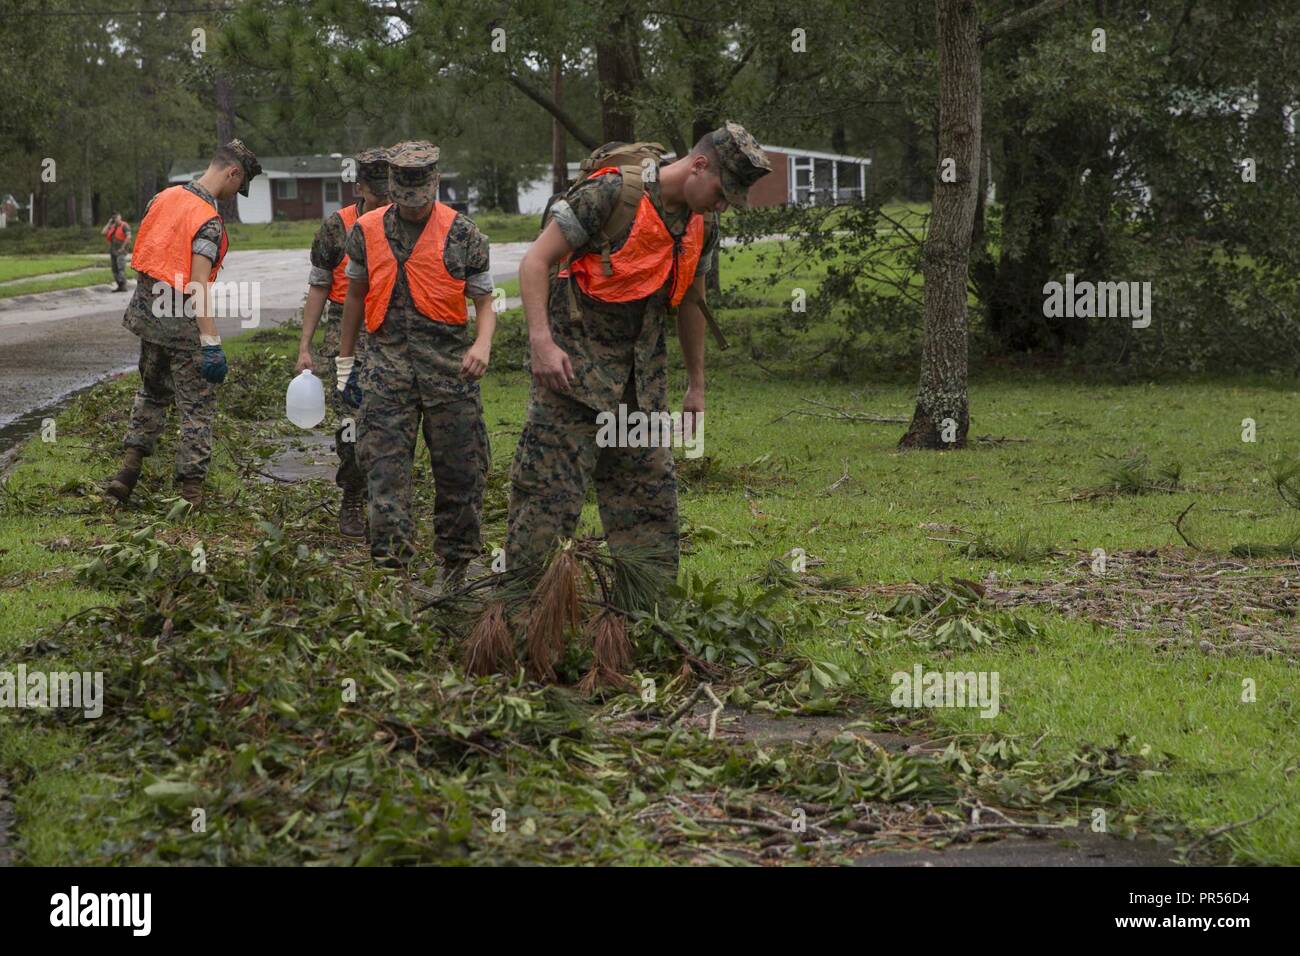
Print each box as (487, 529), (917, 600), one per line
(541, 141), (727, 349)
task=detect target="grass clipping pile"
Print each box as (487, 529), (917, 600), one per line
(3, 337), (1172, 865)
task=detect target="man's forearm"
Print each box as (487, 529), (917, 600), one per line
(189, 253), (219, 339)
(339, 280), (366, 357)
(472, 293), (497, 345)
(194, 283), (219, 339)
(677, 294), (707, 390)
(299, 285), (330, 352)
(520, 257), (554, 345)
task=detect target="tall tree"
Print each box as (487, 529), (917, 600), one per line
(214, 70), (241, 222)
(899, 0), (983, 449)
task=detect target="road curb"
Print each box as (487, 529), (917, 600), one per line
(0, 280), (134, 312)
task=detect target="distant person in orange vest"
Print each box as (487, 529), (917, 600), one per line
(505, 122), (770, 588)
(335, 141), (496, 583)
(104, 140), (261, 510)
(101, 212), (131, 292)
(295, 146), (391, 539)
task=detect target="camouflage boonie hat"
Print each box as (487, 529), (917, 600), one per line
(355, 146), (391, 193)
(223, 139), (262, 198)
(387, 141), (440, 206)
(708, 121), (771, 209)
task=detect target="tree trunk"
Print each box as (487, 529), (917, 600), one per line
(596, 8), (639, 143)
(137, 151), (157, 220)
(969, 147), (995, 308)
(901, 119), (927, 201)
(901, 0), (931, 201)
(214, 71), (241, 223)
(551, 60), (568, 194)
(899, 0), (982, 451)
(79, 140), (93, 226)
(136, 18), (158, 216)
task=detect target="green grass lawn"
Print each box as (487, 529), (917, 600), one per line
(0, 254), (100, 282)
(1, 214), (1296, 866)
(0, 268), (116, 299)
(3, 315), (1297, 864)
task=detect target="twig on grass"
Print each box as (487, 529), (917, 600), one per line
(1172, 501), (1201, 550)
(1185, 803), (1281, 857)
(770, 398), (908, 426)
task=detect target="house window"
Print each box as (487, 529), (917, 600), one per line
(324, 180), (340, 203)
(835, 161), (864, 202)
(813, 159), (834, 205)
(275, 179), (297, 200)
(791, 156), (814, 205)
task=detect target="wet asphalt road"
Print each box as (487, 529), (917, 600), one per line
(0, 243), (529, 455)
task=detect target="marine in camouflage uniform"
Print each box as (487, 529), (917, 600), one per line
(339, 142), (496, 575)
(297, 147), (391, 537)
(106, 140), (261, 506)
(103, 214), (131, 291)
(506, 122), (771, 583)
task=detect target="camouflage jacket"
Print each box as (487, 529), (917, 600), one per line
(546, 170), (720, 414)
(344, 203), (492, 405)
(122, 181), (224, 350)
(308, 198), (368, 301)
(309, 198), (370, 322)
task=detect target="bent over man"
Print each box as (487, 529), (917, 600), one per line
(506, 122), (771, 586)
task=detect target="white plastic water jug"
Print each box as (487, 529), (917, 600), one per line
(285, 369), (325, 429)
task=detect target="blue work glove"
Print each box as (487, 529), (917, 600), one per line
(340, 366), (363, 409)
(200, 344), (228, 384)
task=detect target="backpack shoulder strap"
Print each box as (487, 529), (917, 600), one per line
(594, 165), (645, 276)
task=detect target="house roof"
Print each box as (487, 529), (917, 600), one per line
(548, 144), (872, 177)
(759, 145), (872, 164)
(169, 154), (353, 181)
(168, 154), (463, 182)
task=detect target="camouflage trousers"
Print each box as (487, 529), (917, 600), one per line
(123, 339), (216, 481)
(359, 387), (490, 566)
(109, 246), (127, 286)
(313, 305), (368, 493)
(506, 377), (679, 581)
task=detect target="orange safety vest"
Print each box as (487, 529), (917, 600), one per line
(357, 202), (467, 332)
(564, 166), (705, 307)
(106, 222), (127, 244)
(327, 202), (366, 304)
(130, 186), (227, 288)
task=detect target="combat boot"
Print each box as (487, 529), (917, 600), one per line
(179, 478), (204, 510)
(105, 447), (144, 504)
(438, 560), (471, 594)
(338, 488), (366, 538)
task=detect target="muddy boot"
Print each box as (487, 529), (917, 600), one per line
(338, 488), (366, 538)
(105, 447), (144, 504)
(179, 477), (204, 510)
